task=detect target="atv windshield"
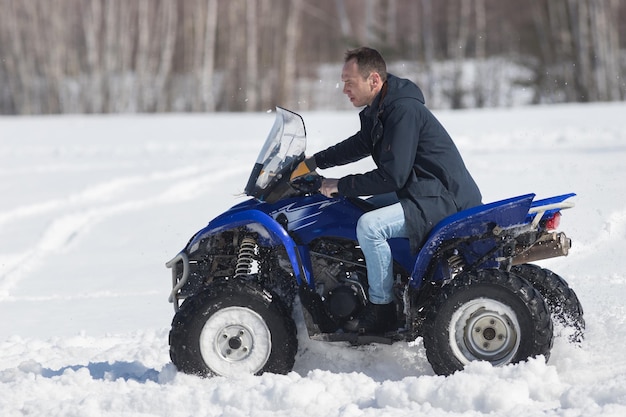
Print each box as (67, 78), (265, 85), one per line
(244, 108), (306, 201)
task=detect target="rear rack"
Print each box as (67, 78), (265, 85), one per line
(528, 200), (575, 228)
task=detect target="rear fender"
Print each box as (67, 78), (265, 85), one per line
(409, 194), (536, 289)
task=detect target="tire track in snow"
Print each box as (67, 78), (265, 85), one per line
(2, 289), (162, 303)
(0, 165), (215, 227)
(0, 166), (247, 300)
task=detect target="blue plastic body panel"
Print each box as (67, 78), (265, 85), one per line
(183, 192), (575, 291)
(409, 194), (535, 288)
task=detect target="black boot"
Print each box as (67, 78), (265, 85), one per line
(344, 302), (396, 334)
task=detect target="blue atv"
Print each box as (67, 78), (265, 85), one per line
(166, 108), (584, 377)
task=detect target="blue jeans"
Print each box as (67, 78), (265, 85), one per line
(356, 202), (408, 304)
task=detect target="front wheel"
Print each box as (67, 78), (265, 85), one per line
(169, 279), (297, 377)
(422, 269), (553, 376)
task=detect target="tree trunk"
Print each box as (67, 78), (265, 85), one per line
(474, 0), (487, 107)
(81, 0), (104, 113)
(565, 0), (592, 101)
(386, 0), (398, 48)
(588, 0), (621, 101)
(258, 0), (276, 110)
(245, 0), (259, 111)
(420, 0), (435, 99)
(2, 0), (32, 113)
(136, 0), (152, 111)
(281, 0), (303, 109)
(606, 0), (623, 100)
(222, 0), (246, 110)
(201, 0), (218, 112)
(448, 0), (471, 109)
(154, 0), (177, 112)
(334, 0), (352, 40)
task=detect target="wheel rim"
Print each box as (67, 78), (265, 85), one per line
(449, 298), (521, 366)
(199, 306), (272, 376)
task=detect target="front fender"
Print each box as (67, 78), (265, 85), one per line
(186, 208), (308, 286)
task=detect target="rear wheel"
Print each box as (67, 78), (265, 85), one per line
(169, 279), (297, 377)
(422, 269), (553, 376)
(511, 263), (584, 343)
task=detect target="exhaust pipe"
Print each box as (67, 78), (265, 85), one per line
(512, 232), (571, 265)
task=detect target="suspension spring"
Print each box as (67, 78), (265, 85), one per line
(234, 237), (257, 278)
(448, 253), (465, 277)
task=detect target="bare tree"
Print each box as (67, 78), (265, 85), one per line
(3, 0), (39, 114)
(566, 0), (591, 101)
(101, 0), (118, 112)
(136, 0), (153, 111)
(258, 0), (278, 110)
(530, 0), (625, 103)
(589, 0), (621, 101)
(189, 0), (219, 112)
(81, 0), (106, 113)
(281, 0), (303, 108)
(220, 0), (246, 111)
(386, 0), (398, 48)
(154, 0), (178, 112)
(334, 0), (352, 40)
(446, 0), (471, 108)
(419, 0), (435, 99)
(474, 0), (486, 107)
(245, 0), (259, 111)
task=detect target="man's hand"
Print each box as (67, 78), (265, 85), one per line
(320, 178), (339, 198)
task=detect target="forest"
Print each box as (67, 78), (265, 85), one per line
(0, 0), (624, 114)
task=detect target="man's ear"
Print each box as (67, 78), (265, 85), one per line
(369, 72), (382, 89)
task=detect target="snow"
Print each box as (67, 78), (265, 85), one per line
(1, 102), (626, 416)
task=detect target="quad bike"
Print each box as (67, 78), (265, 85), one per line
(166, 108), (584, 377)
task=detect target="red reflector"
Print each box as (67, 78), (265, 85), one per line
(545, 212), (561, 230)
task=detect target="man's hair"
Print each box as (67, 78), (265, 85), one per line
(344, 47), (388, 82)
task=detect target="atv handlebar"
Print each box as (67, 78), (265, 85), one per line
(290, 172), (323, 195)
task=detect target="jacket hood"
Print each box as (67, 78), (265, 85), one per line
(368, 74), (425, 115)
(388, 74), (425, 103)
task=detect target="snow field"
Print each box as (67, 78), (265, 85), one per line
(1, 103), (625, 416)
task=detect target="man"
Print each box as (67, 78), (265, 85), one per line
(293, 47), (482, 333)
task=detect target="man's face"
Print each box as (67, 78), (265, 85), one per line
(341, 59), (379, 107)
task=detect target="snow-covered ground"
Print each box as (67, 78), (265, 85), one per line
(1, 102), (625, 416)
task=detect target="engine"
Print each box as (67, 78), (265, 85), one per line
(309, 239), (368, 325)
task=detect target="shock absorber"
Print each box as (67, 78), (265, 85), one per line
(234, 236), (257, 278)
(447, 251), (465, 278)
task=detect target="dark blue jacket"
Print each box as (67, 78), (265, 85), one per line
(314, 74), (482, 252)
